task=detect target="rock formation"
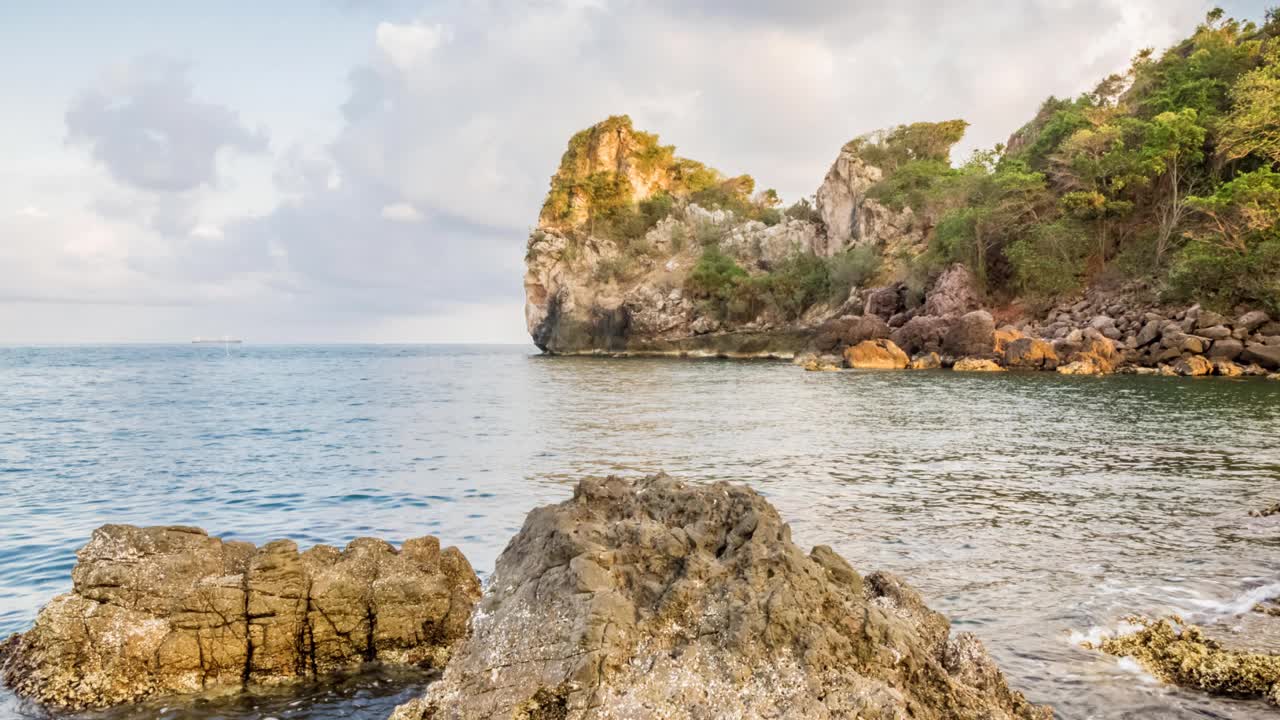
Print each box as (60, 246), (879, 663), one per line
(844, 338), (909, 369)
(815, 143), (926, 258)
(524, 116), (831, 357)
(391, 474), (1050, 720)
(1089, 617), (1280, 705)
(523, 117), (1279, 377)
(0, 525), (481, 710)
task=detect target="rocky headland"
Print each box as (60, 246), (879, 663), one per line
(523, 11), (1280, 375)
(0, 525), (481, 710)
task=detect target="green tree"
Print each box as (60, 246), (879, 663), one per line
(1139, 108), (1208, 262)
(1219, 45), (1280, 165)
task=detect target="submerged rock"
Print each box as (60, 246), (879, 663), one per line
(391, 474), (1050, 720)
(1, 525), (481, 710)
(1091, 616), (1280, 705)
(1250, 502), (1280, 518)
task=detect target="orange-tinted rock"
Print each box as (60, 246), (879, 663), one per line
(844, 339), (910, 369)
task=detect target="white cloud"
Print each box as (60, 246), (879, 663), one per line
(375, 21), (450, 69)
(380, 201), (423, 222)
(0, 0), (1240, 342)
(190, 223), (223, 239)
(65, 56), (269, 193)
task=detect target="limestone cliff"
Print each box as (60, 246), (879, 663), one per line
(525, 115), (884, 357)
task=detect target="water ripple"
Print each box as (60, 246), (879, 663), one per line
(0, 345), (1277, 719)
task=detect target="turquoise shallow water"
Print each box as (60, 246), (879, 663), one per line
(1, 344), (1279, 719)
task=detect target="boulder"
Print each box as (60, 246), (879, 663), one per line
(943, 310), (996, 358)
(844, 339), (910, 369)
(1, 526), (481, 710)
(1172, 355), (1214, 376)
(892, 315), (951, 356)
(863, 286), (902, 321)
(1061, 337), (1118, 375)
(1237, 310), (1271, 333)
(1242, 344), (1280, 370)
(954, 358), (1005, 372)
(993, 327), (1024, 355)
(1207, 338), (1244, 360)
(1214, 359), (1244, 377)
(1196, 310), (1228, 330)
(390, 475), (1050, 720)
(909, 352), (942, 370)
(1200, 325), (1232, 341)
(1135, 319), (1163, 347)
(811, 314), (890, 353)
(1004, 338), (1059, 371)
(924, 264), (981, 317)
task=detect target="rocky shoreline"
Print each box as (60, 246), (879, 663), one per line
(4, 476), (1279, 716)
(795, 266), (1280, 379)
(4, 476), (1051, 719)
(521, 117), (1280, 377)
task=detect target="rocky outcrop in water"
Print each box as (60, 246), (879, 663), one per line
(0, 525), (481, 710)
(1090, 617), (1280, 705)
(390, 474), (1050, 720)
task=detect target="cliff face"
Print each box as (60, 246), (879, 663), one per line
(524, 116), (915, 356)
(815, 144), (926, 259)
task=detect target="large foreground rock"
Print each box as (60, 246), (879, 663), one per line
(0, 525), (481, 710)
(391, 475), (1049, 720)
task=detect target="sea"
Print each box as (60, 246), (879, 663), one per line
(0, 344), (1278, 719)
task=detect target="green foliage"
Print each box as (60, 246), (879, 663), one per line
(685, 247), (842, 322)
(1168, 235), (1280, 313)
(685, 246), (748, 312)
(1219, 45), (1280, 164)
(1131, 11), (1263, 121)
(866, 159), (956, 212)
(1171, 168), (1280, 311)
(783, 197), (822, 223)
(1005, 221), (1092, 297)
(765, 253), (832, 319)
(848, 120), (970, 173)
(827, 246), (883, 303)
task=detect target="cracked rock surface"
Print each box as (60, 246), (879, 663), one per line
(390, 474), (1050, 720)
(0, 525), (481, 710)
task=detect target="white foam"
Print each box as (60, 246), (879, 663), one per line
(1067, 619), (1146, 647)
(1184, 580), (1280, 621)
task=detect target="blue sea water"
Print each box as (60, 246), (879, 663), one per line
(1, 344), (1279, 719)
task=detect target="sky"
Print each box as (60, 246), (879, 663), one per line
(0, 0), (1271, 344)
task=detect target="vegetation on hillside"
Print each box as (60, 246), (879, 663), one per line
(862, 8), (1280, 313)
(539, 115), (782, 244)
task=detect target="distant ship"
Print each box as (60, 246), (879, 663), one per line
(191, 337), (243, 344)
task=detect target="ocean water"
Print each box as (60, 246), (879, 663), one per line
(1, 344), (1278, 719)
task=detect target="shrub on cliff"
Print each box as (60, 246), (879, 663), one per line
(828, 246), (882, 302)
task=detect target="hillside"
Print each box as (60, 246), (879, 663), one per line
(523, 9), (1280, 373)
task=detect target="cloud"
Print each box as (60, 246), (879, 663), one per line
(2, 0), (1236, 342)
(375, 21), (450, 69)
(380, 201), (423, 222)
(65, 56), (269, 193)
